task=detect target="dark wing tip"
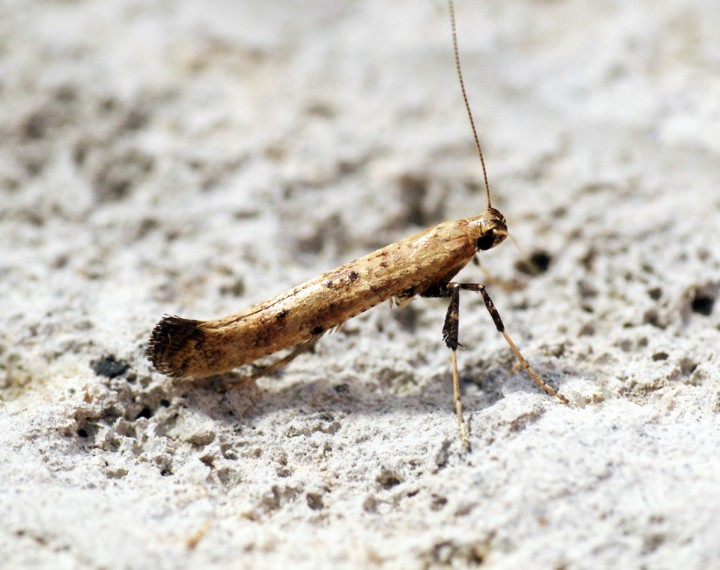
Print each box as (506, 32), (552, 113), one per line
(146, 315), (205, 377)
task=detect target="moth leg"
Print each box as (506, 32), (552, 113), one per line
(423, 283), (471, 449)
(444, 284), (471, 449)
(455, 283), (568, 404)
(223, 336), (320, 390)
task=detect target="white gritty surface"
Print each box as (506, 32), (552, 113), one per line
(2, 0), (720, 568)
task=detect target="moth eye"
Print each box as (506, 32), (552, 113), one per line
(476, 231), (496, 251)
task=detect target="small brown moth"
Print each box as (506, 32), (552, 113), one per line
(147, 0), (567, 448)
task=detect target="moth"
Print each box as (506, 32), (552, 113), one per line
(147, 0), (567, 448)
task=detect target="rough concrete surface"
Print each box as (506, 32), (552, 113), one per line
(2, 0), (720, 568)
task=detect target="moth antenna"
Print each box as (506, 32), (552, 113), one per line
(447, 0), (492, 209)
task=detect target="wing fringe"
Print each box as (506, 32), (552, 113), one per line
(146, 315), (204, 377)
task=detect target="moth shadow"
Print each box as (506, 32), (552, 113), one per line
(172, 361), (571, 427)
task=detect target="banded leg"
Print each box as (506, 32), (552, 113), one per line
(423, 283), (470, 449)
(442, 284), (470, 449)
(448, 283), (568, 404)
(423, 281), (568, 448)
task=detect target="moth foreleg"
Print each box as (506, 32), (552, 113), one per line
(422, 282), (470, 449)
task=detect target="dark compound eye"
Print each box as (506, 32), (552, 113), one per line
(476, 231), (496, 251)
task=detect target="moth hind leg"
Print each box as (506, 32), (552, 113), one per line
(222, 336), (321, 391)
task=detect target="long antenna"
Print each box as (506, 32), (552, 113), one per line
(447, 0), (492, 209)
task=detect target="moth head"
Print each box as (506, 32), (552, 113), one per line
(471, 207), (508, 251)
